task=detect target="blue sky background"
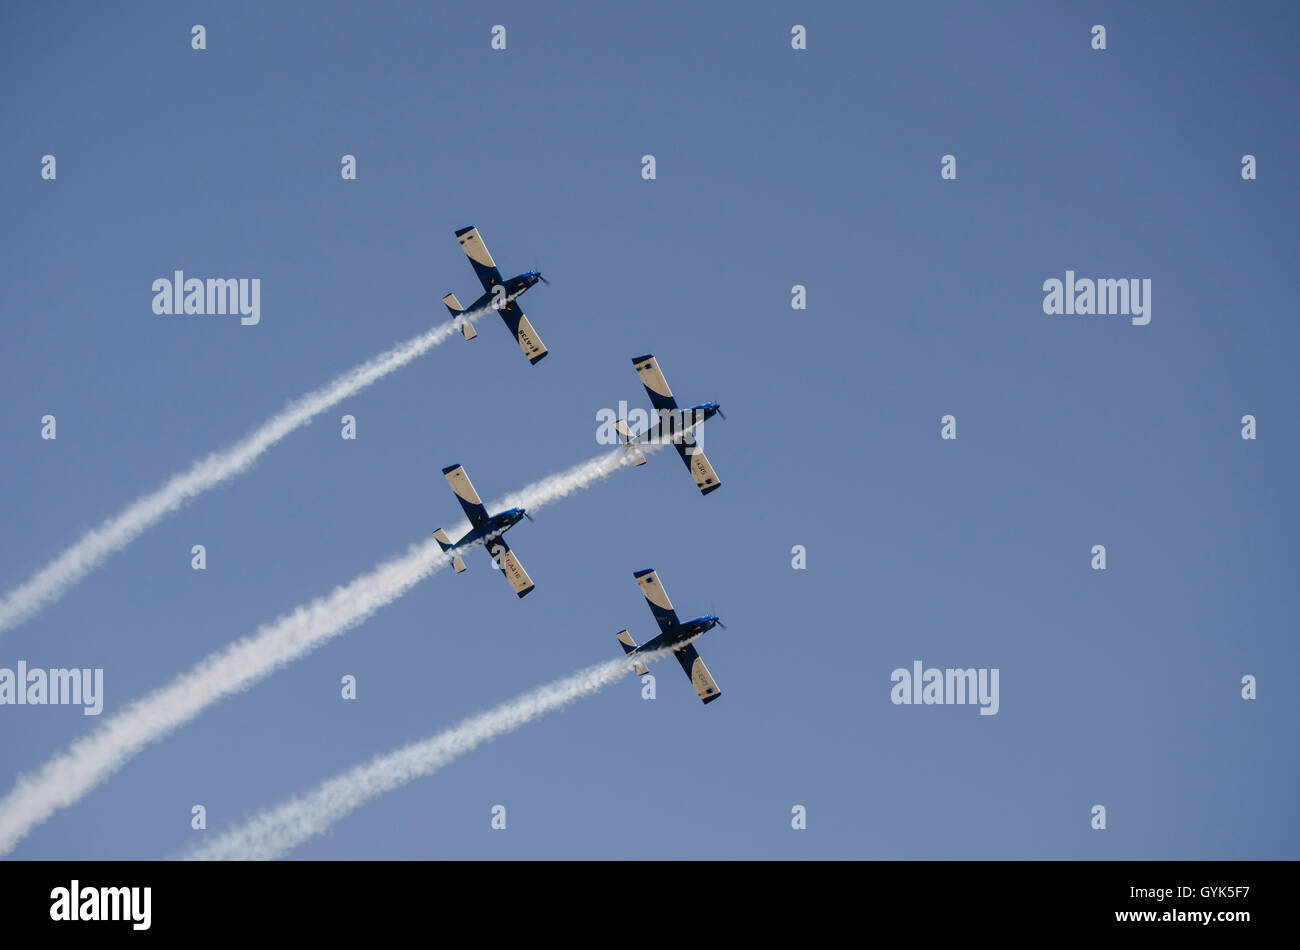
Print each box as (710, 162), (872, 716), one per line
(1, 0), (1296, 859)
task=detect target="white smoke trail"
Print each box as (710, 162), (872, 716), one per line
(0, 299), (513, 637)
(0, 443), (656, 856)
(186, 643), (690, 860)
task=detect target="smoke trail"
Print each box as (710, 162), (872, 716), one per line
(0, 298), (512, 636)
(186, 643), (689, 860)
(0, 443), (655, 856)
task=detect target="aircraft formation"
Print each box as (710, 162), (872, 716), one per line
(436, 227), (729, 704)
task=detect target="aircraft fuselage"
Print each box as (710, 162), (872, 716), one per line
(630, 403), (722, 448)
(452, 507), (527, 548)
(465, 272), (543, 314)
(637, 615), (720, 654)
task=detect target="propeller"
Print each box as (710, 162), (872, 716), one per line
(716, 407), (726, 420)
(523, 511), (535, 522)
(531, 266), (550, 286)
(715, 619), (727, 630)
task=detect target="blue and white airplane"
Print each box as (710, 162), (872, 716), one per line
(616, 569), (725, 704)
(432, 463), (536, 598)
(441, 226), (549, 364)
(618, 354), (725, 495)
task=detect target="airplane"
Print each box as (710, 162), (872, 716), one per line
(431, 463), (536, 598)
(440, 226), (549, 364)
(617, 354), (724, 495)
(615, 569), (725, 704)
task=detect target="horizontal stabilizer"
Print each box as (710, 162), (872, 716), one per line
(433, 529), (469, 573)
(616, 630), (649, 677)
(433, 529), (468, 573)
(615, 420), (645, 463)
(442, 293), (477, 340)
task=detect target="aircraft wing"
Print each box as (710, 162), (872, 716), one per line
(486, 535), (535, 598)
(455, 226), (504, 293)
(674, 642), (722, 704)
(633, 568), (681, 633)
(442, 464), (490, 526)
(674, 443), (722, 495)
(498, 301), (547, 364)
(632, 354), (679, 413)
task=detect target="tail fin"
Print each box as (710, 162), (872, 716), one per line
(616, 630), (650, 676)
(442, 292), (476, 340)
(432, 529), (467, 574)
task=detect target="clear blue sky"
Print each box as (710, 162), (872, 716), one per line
(1, 0), (1296, 859)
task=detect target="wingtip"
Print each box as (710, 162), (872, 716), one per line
(630, 354), (655, 365)
(454, 226), (476, 237)
(440, 463), (461, 475)
(632, 568), (656, 579)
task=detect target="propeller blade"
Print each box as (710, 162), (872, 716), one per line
(538, 274), (550, 285)
(523, 512), (535, 522)
(716, 408), (726, 420)
(716, 619), (727, 629)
